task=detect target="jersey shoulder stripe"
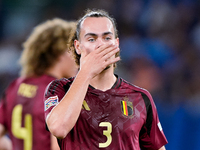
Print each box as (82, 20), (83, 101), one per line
(120, 77), (153, 135)
(45, 77), (74, 97)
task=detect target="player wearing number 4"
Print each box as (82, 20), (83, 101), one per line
(0, 18), (78, 150)
(44, 9), (168, 150)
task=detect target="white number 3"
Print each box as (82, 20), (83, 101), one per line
(99, 122), (112, 148)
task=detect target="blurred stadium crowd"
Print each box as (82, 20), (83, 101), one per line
(0, 0), (200, 149)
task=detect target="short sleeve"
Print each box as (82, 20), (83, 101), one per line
(139, 92), (168, 150)
(44, 78), (71, 120)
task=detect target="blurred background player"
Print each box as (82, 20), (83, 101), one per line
(0, 18), (78, 150)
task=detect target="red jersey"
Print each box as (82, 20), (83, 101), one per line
(0, 74), (56, 150)
(44, 76), (168, 150)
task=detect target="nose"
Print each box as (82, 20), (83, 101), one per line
(95, 38), (104, 49)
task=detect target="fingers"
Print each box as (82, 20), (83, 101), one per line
(102, 47), (119, 61)
(95, 43), (116, 55)
(103, 54), (120, 67)
(79, 43), (120, 78)
(95, 44), (120, 69)
(98, 44), (119, 60)
(80, 43), (120, 69)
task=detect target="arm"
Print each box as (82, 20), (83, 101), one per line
(158, 146), (166, 150)
(46, 44), (120, 139)
(0, 124), (12, 150)
(51, 134), (60, 150)
(0, 136), (12, 150)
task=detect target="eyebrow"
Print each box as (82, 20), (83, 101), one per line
(84, 32), (113, 38)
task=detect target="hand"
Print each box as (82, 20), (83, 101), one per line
(79, 43), (120, 79)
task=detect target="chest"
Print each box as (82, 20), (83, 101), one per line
(80, 92), (147, 133)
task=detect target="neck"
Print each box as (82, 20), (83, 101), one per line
(90, 67), (116, 91)
(45, 65), (63, 79)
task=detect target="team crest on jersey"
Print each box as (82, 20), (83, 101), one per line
(121, 96), (134, 117)
(45, 96), (58, 111)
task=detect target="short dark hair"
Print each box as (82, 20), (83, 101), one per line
(69, 9), (119, 66)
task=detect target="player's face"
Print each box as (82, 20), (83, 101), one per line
(75, 17), (119, 56)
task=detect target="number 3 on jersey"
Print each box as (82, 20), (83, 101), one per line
(11, 104), (32, 150)
(99, 122), (112, 148)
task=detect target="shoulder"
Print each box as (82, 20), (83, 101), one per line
(3, 77), (20, 93)
(45, 77), (74, 97)
(120, 77), (155, 105)
(120, 77), (151, 96)
(48, 77), (74, 89)
(39, 74), (56, 84)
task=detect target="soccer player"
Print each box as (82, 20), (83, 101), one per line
(0, 18), (78, 150)
(44, 9), (168, 150)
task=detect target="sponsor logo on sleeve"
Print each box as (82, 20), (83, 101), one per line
(45, 96), (58, 111)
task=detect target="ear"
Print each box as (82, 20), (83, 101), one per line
(74, 40), (81, 55)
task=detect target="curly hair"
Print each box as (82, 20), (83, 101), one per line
(68, 9), (120, 67)
(20, 18), (76, 77)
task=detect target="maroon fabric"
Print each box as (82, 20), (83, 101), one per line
(0, 74), (56, 150)
(44, 76), (168, 150)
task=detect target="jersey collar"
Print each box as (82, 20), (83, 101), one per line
(89, 74), (121, 91)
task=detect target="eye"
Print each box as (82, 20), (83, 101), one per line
(105, 37), (111, 41)
(88, 38), (95, 42)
